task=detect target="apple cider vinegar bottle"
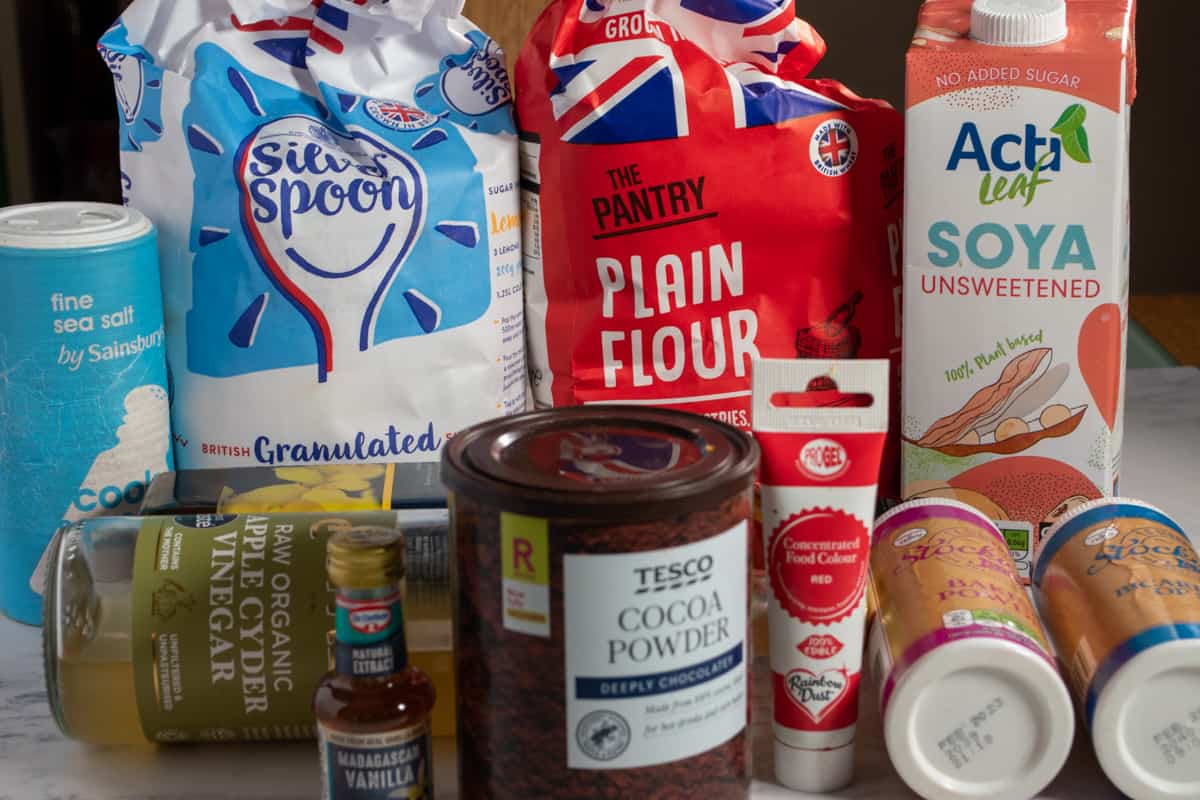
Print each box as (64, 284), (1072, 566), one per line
(315, 528), (435, 800)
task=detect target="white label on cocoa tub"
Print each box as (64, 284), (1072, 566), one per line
(563, 522), (748, 769)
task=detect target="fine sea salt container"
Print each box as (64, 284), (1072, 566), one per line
(1035, 498), (1200, 800)
(0, 202), (171, 624)
(868, 498), (1074, 800)
(443, 407), (758, 799)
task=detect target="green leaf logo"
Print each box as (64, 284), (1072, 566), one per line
(1051, 103), (1087, 135)
(1051, 104), (1092, 164)
(1062, 127), (1092, 164)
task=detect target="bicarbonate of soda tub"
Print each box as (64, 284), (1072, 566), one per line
(902, 0), (1136, 583)
(1035, 498), (1200, 800)
(0, 203), (172, 625)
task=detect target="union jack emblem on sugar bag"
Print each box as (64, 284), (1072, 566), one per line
(516, 0), (906, 500)
(365, 99), (437, 131)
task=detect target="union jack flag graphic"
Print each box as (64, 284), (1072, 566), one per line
(555, 432), (687, 481)
(309, 0), (361, 55)
(550, 0), (844, 144)
(230, 0), (367, 67)
(376, 103), (424, 123)
(725, 63), (845, 129)
(365, 99), (437, 131)
(549, 32), (688, 144)
(817, 124), (851, 169)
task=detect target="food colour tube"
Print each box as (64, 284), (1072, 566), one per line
(751, 359), (889, 793)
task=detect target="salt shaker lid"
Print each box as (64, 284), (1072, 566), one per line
(0, 202), (153, 250)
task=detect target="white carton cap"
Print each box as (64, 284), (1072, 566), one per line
(1092, 640), (1200, 800)
(971, 0), (1068, 47)
(883, 638), (1074, 800)
(0, 202), (153, 250)
(774, 738), (855, 793)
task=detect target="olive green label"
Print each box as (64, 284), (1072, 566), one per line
(132, 512), (399, 742)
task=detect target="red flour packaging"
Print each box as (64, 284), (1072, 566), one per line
(515, 0), (904, 497)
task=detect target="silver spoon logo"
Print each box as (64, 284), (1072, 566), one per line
(237, 116), (426, 382)
(441, 39), (512, 117)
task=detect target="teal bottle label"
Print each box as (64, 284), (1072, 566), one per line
(335, 590), (407, 678)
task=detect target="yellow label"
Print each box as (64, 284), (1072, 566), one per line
(381, 463), (396, 509)
(500, 513), (551, 637)
(501, 513), (549, 585)
(216, 463), (393, 512)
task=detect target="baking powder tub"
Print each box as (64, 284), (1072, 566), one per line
(868, 498), (1074, 800)
(1034, 498), (1200, 800)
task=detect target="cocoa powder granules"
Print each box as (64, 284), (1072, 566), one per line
(443, 408), (759, 800)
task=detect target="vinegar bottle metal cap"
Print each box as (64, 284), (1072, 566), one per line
(971, 0), (1068, 47)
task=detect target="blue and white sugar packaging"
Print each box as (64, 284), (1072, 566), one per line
(99, 0), (526, 470)
(0, 204), (172, 625)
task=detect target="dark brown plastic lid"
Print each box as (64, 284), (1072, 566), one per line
(441, 407), (759, 521)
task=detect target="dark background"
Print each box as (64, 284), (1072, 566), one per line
(1, 0), (1195, 300)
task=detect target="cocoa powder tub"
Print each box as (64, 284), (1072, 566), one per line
(442, 407), (759, 799)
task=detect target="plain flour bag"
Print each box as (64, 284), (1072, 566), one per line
(100, 0), (526, 469)
(516, 0), (904, 496)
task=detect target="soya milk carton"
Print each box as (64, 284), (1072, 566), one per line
(903, 0), (1136, 581)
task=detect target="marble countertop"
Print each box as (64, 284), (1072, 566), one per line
(2, 367), (1197, 800)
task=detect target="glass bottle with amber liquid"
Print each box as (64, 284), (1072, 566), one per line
(315, 528), (435, 800)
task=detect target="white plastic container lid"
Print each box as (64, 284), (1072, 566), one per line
(0, 202), (153, 250)
(971, 0), (1068, 47)
(883, 636), (1074, 800)
(1092, 640), (1200, 800)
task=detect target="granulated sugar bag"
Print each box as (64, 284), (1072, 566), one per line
(100, 0), (525, 469)
(517, 0), (904, 495)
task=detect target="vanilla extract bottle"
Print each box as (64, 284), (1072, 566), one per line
(315, 528), (435, 800)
